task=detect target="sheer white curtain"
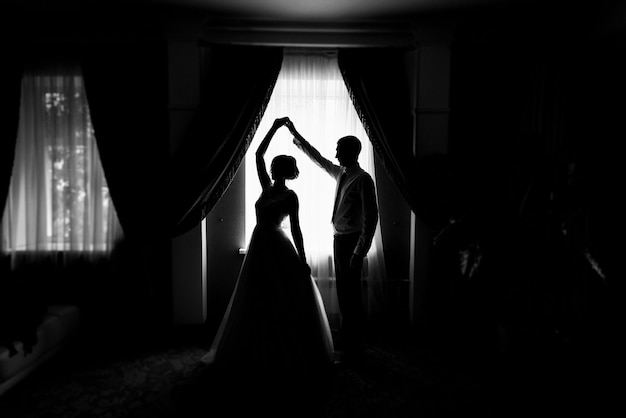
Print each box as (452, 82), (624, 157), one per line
(245, 51), (386, 330)
(1, 66), (122, 259)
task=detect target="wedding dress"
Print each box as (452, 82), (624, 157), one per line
(201, 187), (334, 380)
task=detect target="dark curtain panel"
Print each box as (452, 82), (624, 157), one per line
(82, 40), (171, 325)
(1, 46), (23, 216)
(170, 45), (283, 237)
(0, 45), (24, 344)
(338, 48), (419, 214)
(82, 41), (169, 242)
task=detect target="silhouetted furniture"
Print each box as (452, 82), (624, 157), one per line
(0, 305), (80, 396)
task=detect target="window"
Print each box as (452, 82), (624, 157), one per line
(245, 51), (379, 259)
(243, 51), (386, 328)
(1, 67), (122, 253)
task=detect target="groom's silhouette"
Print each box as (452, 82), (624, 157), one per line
(288, 120), (378, 363)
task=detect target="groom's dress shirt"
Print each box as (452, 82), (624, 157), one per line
(294, 137), (378, 257)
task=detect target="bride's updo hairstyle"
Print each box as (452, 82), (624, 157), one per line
(271, 155), (299, 180)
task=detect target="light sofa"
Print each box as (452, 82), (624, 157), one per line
(0, 305), (80, 396)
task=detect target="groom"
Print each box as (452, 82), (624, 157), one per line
(287, 119), (378, 364)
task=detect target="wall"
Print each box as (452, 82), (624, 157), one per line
(409, 37), (452, 325)
(203, 167), (246, 333)
(431, 8), (626, 361)
(168, 37), (208, 324)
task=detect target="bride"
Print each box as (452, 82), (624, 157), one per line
(201, 117), (334, 384)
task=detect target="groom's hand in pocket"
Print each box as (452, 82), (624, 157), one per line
(350, 254), (364, 270)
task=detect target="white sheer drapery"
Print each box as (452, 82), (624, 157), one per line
(1, 66), (122, 257)
(245, 51), (386, 330)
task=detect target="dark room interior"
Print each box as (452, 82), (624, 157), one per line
(1, 0), (625, 416)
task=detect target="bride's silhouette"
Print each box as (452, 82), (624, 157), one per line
(201, 117), (334, 386)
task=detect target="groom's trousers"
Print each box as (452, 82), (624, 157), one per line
(333, 232), (366, 355)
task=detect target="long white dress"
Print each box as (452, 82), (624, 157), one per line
(201, 187), (334, 381)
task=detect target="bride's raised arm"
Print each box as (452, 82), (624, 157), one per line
(256, 117), (289, 190)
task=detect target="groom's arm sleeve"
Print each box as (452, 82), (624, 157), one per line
(355, 174), (379, 257)
(293, 136), (341, 178)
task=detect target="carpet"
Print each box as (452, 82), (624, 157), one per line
(7, 324), (617, 418)
(0, 329), (494, 418)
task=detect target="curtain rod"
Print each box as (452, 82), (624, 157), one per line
(201, 19), (417, 48)
(201, 18), (412, 33)
(283, 47), (338, 56)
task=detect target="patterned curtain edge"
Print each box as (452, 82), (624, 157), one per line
(337, 48), (419, 213)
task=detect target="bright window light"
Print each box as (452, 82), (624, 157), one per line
(2, 70), (122, 253)
(244, 51), (377, 265)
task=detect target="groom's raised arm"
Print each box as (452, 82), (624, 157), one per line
(289, 122), (341, 179)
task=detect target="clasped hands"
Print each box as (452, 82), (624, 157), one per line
(272, 117), (300, 143)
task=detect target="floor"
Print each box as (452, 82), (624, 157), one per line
(0, 321), (621, 418)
